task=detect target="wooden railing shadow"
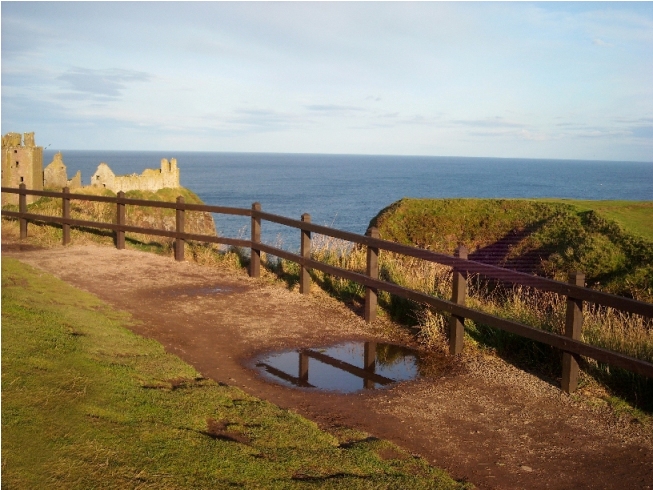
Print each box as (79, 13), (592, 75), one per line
(468, 225), (546, 274)
(3, 214), (174, 252)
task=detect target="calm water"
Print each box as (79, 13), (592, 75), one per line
(254, 341), (420, 393)
(43, 150), (653, 250)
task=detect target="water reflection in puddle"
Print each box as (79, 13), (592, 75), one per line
(255, 342), (420, 393)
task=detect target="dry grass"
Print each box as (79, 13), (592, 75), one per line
(584, 306), (653, 362)
(288, 235), (653, 410)
(261, 232), (652, 370)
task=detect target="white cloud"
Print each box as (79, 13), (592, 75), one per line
(305, 105), (367, 114)
(592, 38), (613, 47)
(58, 68), (152, 99)
(452, 118), (525, 129)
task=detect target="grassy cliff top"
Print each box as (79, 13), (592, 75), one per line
(66, 185), (207, 204)
(370, 198), (653, 301)
(538, 200), (653, 241)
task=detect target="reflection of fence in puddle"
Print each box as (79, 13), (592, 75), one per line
(256, 342), (415, 392)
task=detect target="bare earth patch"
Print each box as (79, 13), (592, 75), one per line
(3, 237), (652, 490)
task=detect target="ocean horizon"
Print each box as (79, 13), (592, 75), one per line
(42, 150), (653, 251)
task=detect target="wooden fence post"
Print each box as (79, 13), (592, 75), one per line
(365, 227), (379, 322)
(116, 191), (125, 249)
(175, 196), (185, 261)
(19, 183), (27, 239)
(300, 213), (311, 294)
(250, 202), (261, 278)
(562, 271), (585, 393)
(449, 245), (468, 355)
(62, 187), (71, 245)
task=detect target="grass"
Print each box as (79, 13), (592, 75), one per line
(1, 258), (469, 489)
(1, 186), (217, 251)
(542, 200), (653, 241)
(370, 198), (653, 301)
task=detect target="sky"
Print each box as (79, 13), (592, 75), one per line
(2, 2), (653, 161)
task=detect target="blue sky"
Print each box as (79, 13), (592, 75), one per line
(2, 2), (652, 161)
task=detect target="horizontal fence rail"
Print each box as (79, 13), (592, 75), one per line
(252, 208), (653, 317)
(3, 184), (653, 391)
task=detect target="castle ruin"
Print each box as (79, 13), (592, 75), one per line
(43, 152), (82, 190)
(2, 132), (181, 203)
(1, 132), (43, 205)
(90, 158), (180, 193)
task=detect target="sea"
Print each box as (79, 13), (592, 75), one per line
(42, 150), (653, 251)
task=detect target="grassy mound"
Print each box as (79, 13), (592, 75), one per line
(1, 258), (467, 489)
(370, 199), (653, 301)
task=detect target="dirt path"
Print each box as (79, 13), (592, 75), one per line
(3, 239), (652, 490)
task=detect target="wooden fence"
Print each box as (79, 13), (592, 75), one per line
(3, 184), (653, 393)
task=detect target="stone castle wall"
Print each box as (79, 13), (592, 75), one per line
(2, 131), (181, 203)
(90, 158), (180, 193)
(1, 132), (43, 205)
(43, 152), (82, 190)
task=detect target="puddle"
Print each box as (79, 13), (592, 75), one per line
(254, 341), (421, 393)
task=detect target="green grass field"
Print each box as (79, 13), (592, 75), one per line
(1, 258), (467, 489)
(540, 200), (653, 241)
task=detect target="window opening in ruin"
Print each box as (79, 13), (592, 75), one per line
(20, 177), (24, 183)
(16, 162), (19, 167)
(14, 150), (18, 153)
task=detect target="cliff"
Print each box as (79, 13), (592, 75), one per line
(118, 187), (215, 238)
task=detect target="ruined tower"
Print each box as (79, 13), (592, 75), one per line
(43, 152), (82, 190)
(160, 158), (180, 189)
(1, 132), (44, 205)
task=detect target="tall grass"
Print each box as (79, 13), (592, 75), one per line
(279, 235), (653, 411)
(1, 188), (231, 259)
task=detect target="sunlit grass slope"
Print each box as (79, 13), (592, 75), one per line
(1, 186), (216, 251)
(1, 258), (467, 489)
(370, 199), (653, 301)
(545, 200), (653, 241)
